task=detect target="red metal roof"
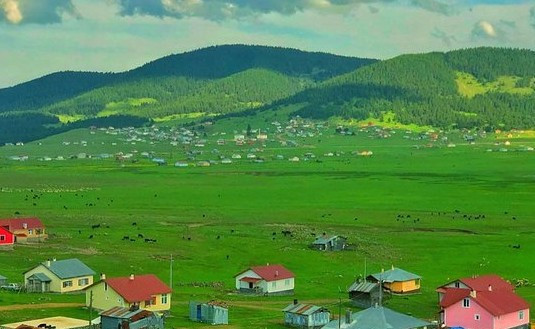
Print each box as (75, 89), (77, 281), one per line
(441, 288), (529, 316)
(249, 264), (294, 282)
(240, 277), (261, 283)
(104, 274), (171, 303)
(459, 274), (514, 292)
(0, 218), (44, 230)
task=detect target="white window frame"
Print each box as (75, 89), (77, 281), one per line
(462, 298), (470, 308)
(78, 278), (89, 286)
(519, 310), (524, 320)
(161, 294), (168, 304)
(475, 314), (480, 320)
(63, 280), (73, 288)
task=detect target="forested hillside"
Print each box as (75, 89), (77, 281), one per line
(287, 48), (535, 129)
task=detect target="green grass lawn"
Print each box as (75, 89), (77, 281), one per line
(0, 118), (533, 328)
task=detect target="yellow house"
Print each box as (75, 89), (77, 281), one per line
(367, 266), (421, 294)
(23, 258), (95, 293)
(85, 274), (172, 313)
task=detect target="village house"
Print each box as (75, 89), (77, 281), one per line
(311, 234), (347, 251)
(282, 300), (330, 329)
(0, 226), (14, 246)
(235, 264), (295, 295)
(322, 306), (431, 329)
(436, 274), (530, 329)
(100, 306), (164, 329)
(0, 217), (47, 243)
(347, 280), (382, 308)
(85, 274), (172, 313)
(24, 258), (95, 293)
(367, 266), (421, 294)
(189, 301), (229, 325)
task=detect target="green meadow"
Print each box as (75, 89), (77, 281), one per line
(0, 118), (534, 329)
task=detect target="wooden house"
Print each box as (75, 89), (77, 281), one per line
(322, 306), (431, 329)
(311, 234), (347, 251)
(0, 226), (14, 246)
(283, 301), (330, 328)
(347, 280), (382, 308)
(23, 258), (95, 293)
(189, 301), (228, 325)
(0, 217), (47, 243)
(100, 306), (164, 329)
(367, 267), (421, 294)
(436, 274), (530, 329)
(235, 264), (294, 295)
(85, 274), (172, 313)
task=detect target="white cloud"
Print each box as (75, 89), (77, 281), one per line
(1, 0), (22, 24)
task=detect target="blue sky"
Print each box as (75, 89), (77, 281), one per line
(0, 0), (534, 87)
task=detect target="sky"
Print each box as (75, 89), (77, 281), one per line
(0, 0), (534, 87)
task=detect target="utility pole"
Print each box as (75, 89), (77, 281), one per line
(338, 297), (342, 329)
(88, 290), (93, 329)
(170, 254), (174, 289)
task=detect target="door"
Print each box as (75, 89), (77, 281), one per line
(197, 304), (202, 320)
(249, 282), (253, 289)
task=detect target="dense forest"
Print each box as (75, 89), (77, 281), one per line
(285, 48), (535, 130)
(0, 45), (533, 144)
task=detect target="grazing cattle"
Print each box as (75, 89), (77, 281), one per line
(78, 230), (81, 234)
(92, 224), (101, 229)
(217, 235), (220, 240)
(281, 230), (292, 237)
(354, 217), (358, 220)
(512, 244), (521, 249)
(130, 239), (136, 242)
(122, 236), (129, 240)
(89, 235), (94, 239)
(512, 216), (517, 220)
(132, 222), (137, 226)
(138, 233), (144, 238)
(231, 229), (235, 233)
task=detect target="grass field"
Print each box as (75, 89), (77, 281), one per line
(0, 115), (534, 328)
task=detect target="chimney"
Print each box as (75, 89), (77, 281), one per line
(391, 265), (394, 270)
(100, 273), (106, 281)
(23, 223), (28, 229)
(46, 259), (51, 267)
(488, 285), (492, 292)
(470, 290), (477, 298)
(129, 274), (135, 281)
(345, 310), (352, 324)
(293, 299), (298, 305)
(275, 271), (279, 277)
(52, 258), (56, 262)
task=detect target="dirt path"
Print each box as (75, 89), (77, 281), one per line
(0, 303), (84, 311)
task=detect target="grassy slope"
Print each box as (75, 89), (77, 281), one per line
(455, 72), (534, 98)
(0, 113), (534, 328)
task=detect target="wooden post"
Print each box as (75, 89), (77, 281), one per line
(88, 290), (93, 329)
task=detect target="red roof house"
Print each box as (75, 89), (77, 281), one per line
(85, 274), (172, 313)
(0, 217), (47, 243)
(234, 264), (295, 295)
(0, 226), (14, 246)
(437, 275), (530, 329)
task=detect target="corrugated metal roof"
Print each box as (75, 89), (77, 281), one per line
(283, 303), (327, 316)
(313, 235), (338, 245)
(368, 268), (420, 283)
(322, 306), (431, 329)
(29, 272), (52, 282)
(100, 306), (152, 320)
(0, 275), (7, 280)
(347, 281), (379, 293)
(41, 259), (95, 279)
(239, 277), (261, 283)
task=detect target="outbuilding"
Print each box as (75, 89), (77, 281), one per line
(189, 301), (228, 325)
(283, 301), (330, 328)
(100, 306), (164, 329)
(367, 267), (421, 294)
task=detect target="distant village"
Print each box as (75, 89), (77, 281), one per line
(0, 217), (532, 329)
(3, 117), (533, 164)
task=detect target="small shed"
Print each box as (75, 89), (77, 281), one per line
(311, 235), (347, 251)
(0, 274), (7, 285)
(283, 301), (330, 329)
(189, 301), (228, 325)
(100, 306), (164, 329)
(347, 280), (381, 308)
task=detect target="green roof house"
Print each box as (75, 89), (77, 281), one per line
(367, 266), (421, 294)
(24, 258), (95, 293)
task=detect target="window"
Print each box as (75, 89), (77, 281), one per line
(161, 294), (168, 304)
(462, 298), (470, 308)
(454, 282), (460, 288)
(475, 314), (480, 320)
(104, 283), (108, 291)
(78, 278), (89, 286)
(63, 280), (73, 288)
(519, 310), (524, 320)
(0, 235), (5, 241)
(28, 229), (33, 235)
(272, 281), (277, 288)
(285, 279), (290, 286)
